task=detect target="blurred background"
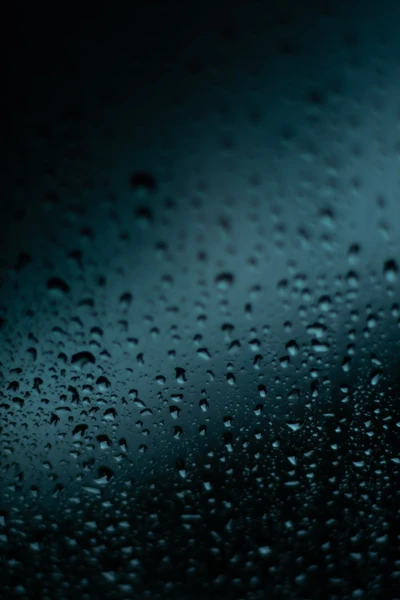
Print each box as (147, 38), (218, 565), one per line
(1, 1), (400, 598)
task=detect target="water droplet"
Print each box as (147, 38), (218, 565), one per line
(347, 243), (361, 266)
(130, 170), (157, 193)
(47, 277), (70, 297)
(71, 351), (96, 368)
(226, 373), (236, 386)
(170, 406), (180, 419)
(258, 385), (267, 398)
(317, 295), (332, 312)
(286, 340), (298, 356)
(199, 398), (209, 412)
(287, 422), (301, 432)
(258, 546), (272, 558)
(215, 272), (234, 290)
(119, 292), (133, 311)
(370, 370), (382, 386)
(384, 259), (398, 283)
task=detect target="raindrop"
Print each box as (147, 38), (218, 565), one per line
(119, 292), (133, 311)
(287, 423), (302, 432)
(71, 351), (96, 368)
(370, 370), (382, 386)
(286, 340), (298, 356)
(226, 373), (236, 386)
(130, 170), (157, 193)
(384, 259), (398, 283)
(170, 406), (180, 419)
(215, 272), (234, 290)
(47, 277), (70, 297)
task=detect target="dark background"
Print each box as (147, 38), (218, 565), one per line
(1, 1), (400, 598)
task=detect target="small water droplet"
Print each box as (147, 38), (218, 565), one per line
(215, 272), (234, 290)
(47, 277), (70, 297)
(370, 370), (382, 386)
(384, 259), (398, 283)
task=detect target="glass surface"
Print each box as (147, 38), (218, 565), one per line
(1, 2), (400, 598)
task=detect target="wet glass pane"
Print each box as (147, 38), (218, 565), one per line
(1, 2), (400, 598)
